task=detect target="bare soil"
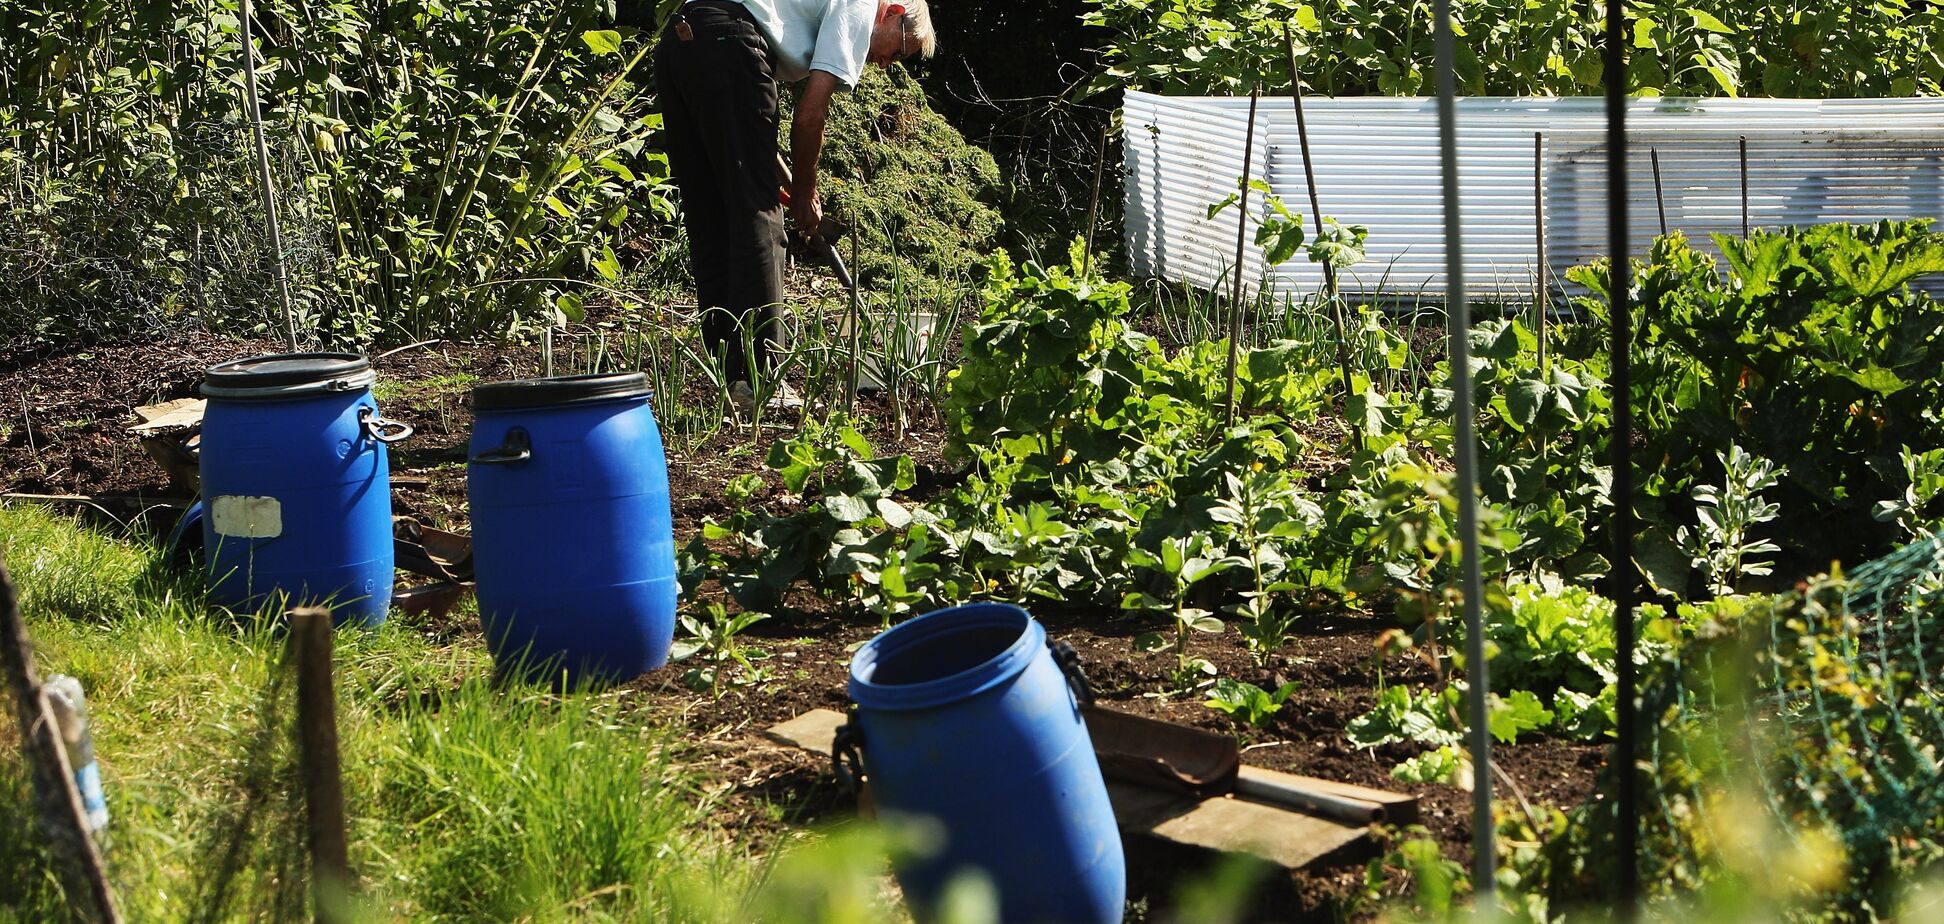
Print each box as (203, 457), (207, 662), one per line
(0, 331), (1601, 922)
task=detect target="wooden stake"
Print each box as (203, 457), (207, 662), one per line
(1223, 86), (1261, 431)
(1283, 22), (1361, 445)
(0, 561), (122, 923)
(1739, 135), (1750, 237)
(290, 607), (349, 924)
(238, 0), (299, 351)
(1533, 132), (1549, 377)
(1083, 119), (1111, 276)
(846, 228), (862, 416)
(1650, 148), (1668, 236)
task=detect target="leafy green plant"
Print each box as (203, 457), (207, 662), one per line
(1212, 468), (1324, 663)
(1679, 445), (1785, 597)
(1208, 183), (1306, 267)
(1873, 446), (1944, 541)
(1390, 744), (1467, 786)
(696, 246), (1341, 655)
(942, 241), (1150, 459)
(1204, 677), (1300, 728)
(1347, 682), (1552, 752)
(1307, 218), (1370, 269)
(1569, 222), (1944, 573)
(671, 602), (772, 697)
(1125, 534), (1235, 693)
(1356, 825), (1470, 921)
(1465, 319), (1614, 582)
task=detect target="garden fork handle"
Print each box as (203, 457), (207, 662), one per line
(775, 154), (857, 293)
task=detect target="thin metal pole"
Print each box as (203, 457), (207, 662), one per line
(1650, 148), (1668, 236)
(1606, 0), (1641, 912)
(1534, 132), (1549, 377)
(238, 0), (299, 351)
(1432, 0), (1493, 898)
(1739, 135), (1751, 237)
(1283, 23), (1361, 444)
(1223, 86), (1260, 430)
(1083, 120), (1111, 276)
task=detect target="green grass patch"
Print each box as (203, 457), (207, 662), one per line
(0, 504), (758, 922)
(372, 371), (480, 406)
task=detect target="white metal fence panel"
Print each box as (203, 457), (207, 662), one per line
(1121, 93), (1944, 303)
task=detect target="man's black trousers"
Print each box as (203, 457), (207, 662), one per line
(655, 0), (786, 387)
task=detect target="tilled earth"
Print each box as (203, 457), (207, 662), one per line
(1, 331), (1600, 921)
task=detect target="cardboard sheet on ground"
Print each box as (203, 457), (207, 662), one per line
(764, 708), (1414, 873)
(128, 398), (206, 433)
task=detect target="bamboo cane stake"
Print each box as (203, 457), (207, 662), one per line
(238, 0), (299, 351)
(1283, 22), (1361, 446)
(1083, 120), (1111, 276)
(1534, 132), (1549, 377)
(1650, 148), (1668, 236)
(1223, 86), (1261, 431)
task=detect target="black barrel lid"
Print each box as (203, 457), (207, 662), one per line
(472, 372), (652, 412)
(202, 353), (376, 399)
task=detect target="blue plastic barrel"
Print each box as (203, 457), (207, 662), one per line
(199, 353), (410, 626)
(844, 603), (1125, 924)
(466, 373), (677, 685)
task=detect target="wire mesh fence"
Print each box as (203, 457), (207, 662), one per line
(1553, 529), (1944, 917)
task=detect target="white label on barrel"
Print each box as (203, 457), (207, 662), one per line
(210, 495), (283, 538)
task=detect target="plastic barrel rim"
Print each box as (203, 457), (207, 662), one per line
(849, 602), (1041, 711)
(472, 372), (652, 412)
(203, 352), (376, 399)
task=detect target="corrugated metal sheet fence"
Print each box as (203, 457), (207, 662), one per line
(1122, 93), (1944, 303)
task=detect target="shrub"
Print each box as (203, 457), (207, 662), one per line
(1083, 0), (1942, 98)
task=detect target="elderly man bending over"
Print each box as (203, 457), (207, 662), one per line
(653, 0), (937, 413)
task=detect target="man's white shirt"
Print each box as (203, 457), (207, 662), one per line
(706, 0), (875, 87)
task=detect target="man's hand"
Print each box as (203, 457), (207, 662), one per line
(791, 193), (824, 240)
(789, 70), (840, 242)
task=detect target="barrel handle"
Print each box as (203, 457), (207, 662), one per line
(358, 406), (415, 444)
(831, 719), (866, 797)
(470, 427), (533, 465)
(1049, 639), (1095, 708)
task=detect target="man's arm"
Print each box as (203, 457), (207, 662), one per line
(788, 69), (841, 239)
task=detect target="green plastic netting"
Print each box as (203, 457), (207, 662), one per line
(1553, 530), (1944, 919)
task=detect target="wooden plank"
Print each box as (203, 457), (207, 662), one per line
(764, 709), (1374, 872)
(1237, 766), (1419, 824)
(1128, 784), (1369, 871)
(764, 707), (848, 753)
(1, 559), (122, 923)
(127, 398), (206, 433)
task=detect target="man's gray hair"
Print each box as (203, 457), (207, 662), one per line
(902, 0), (938, 59)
